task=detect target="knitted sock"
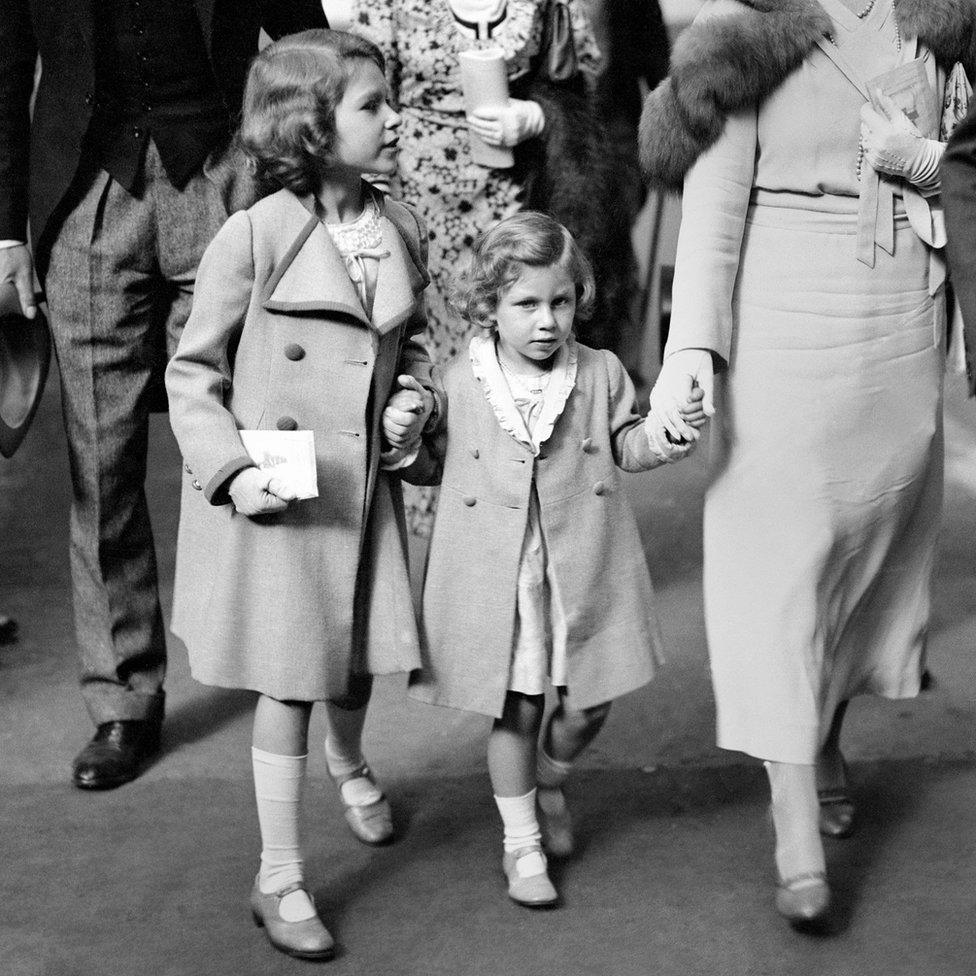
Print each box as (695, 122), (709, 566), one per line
(323, 702), (382, 807)
(251, 747), (315, 922)
(494, 789), (545, 875)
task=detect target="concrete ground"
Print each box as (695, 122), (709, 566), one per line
(2, 363), (975, 976)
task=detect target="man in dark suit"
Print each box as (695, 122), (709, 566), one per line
(0, 0), (327, 789)
(943, 100), (976, 396)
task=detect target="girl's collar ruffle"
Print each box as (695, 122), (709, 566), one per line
(468, 333), (579, 454)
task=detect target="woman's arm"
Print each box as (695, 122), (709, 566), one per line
(650, 103), (758, 439)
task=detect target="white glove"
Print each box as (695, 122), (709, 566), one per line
(648, 348), (716, 443)
(860, 91), (944, 193)
(467, 99), (545, 148)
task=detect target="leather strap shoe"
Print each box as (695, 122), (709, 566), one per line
(250, 880), (335, 960)
(72, 720), (161, 790)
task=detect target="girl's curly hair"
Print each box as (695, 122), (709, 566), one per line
(239, 29), (386, 196)
(450, 211), (596, 330)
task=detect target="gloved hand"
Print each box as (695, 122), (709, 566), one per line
(860, 91), (944, 193)
(648, 348), (716, 443)
(467, 99), (545, 148)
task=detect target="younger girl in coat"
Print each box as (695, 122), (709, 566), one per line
(384, 212), (706, 906)
(166, 30), (435, 961)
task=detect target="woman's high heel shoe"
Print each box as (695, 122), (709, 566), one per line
(818, 789), (856, 839)
(775, 871), (831, 927)
(817, 757), (855, 838)
(765, 761), (832, 930)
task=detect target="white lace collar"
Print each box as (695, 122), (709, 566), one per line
(468, 332), (579, 455)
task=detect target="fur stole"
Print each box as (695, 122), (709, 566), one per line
(639, 0), (976, 189)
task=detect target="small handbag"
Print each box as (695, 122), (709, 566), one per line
(537, 0), (578, 84)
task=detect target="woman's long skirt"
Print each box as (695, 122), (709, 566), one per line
(705, 196), (944, 764)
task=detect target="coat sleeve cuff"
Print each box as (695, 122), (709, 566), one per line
(204, 456), (254, 505)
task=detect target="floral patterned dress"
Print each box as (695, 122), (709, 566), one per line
(350, 0), (599, 364)
(350, 0), (600, 531)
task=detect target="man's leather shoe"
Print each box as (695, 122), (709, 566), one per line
(72, 720), (161, 790)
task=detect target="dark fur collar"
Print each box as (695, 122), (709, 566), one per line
(639, 0), (976, 189)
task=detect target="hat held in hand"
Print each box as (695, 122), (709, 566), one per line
(0, 281), (50, 459)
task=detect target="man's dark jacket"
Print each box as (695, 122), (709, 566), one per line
(944, 101), (976, 395)
(0, 0), (327, 262)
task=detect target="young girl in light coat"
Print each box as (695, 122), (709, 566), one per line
(166, 30), (436, 961)
(384, 212), (706, 906)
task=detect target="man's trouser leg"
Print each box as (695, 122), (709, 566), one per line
(45, 145), (226, 727)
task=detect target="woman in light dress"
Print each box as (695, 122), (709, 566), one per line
(641, 0), (969, 926)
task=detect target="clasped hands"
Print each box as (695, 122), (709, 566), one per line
(467, 99), (545, 148)
(381, 374), (435, 463)
(649, 349), (716, 444)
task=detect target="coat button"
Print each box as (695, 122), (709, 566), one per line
(463, 496), (477, 507)
(470, 448), (479, 459)
(593, 481), (606, 496)
(276, 416), (298, 431)
(582, 437), (595, 453)
(191, 479), (202, 491)
(284, 343), (305, 361)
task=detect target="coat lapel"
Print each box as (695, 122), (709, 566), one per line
(262, 191), (422, 332)
(262, 197), (370, 326)
(370, 218), (421, 336)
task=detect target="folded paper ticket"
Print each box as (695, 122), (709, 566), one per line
(868, 59), (938, 138)
(239, 429), (318, 500)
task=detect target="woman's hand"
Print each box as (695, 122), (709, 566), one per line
(860, 92), (928, 179)
(649, 349), (716, 443)
(228, 467), (297, 516)
(467, 99), (545, 148)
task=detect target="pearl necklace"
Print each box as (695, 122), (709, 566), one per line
(826, 0), (900, 50)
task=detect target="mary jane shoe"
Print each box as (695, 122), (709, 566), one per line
(329, 761), (393, 845)
(503, 845), (558, 908)
(250, 880), (335, 960)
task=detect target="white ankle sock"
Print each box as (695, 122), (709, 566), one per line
(251, 747), (316, 921)
(324, 736), (382, 807)
(494, 789), (543, 865)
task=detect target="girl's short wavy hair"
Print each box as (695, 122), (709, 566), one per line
(239, 29), (386, 196)
(451, 211), (596, 330)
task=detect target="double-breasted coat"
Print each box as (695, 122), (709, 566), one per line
(165, 187), (432, 702)
(409, 340), (672, 718)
